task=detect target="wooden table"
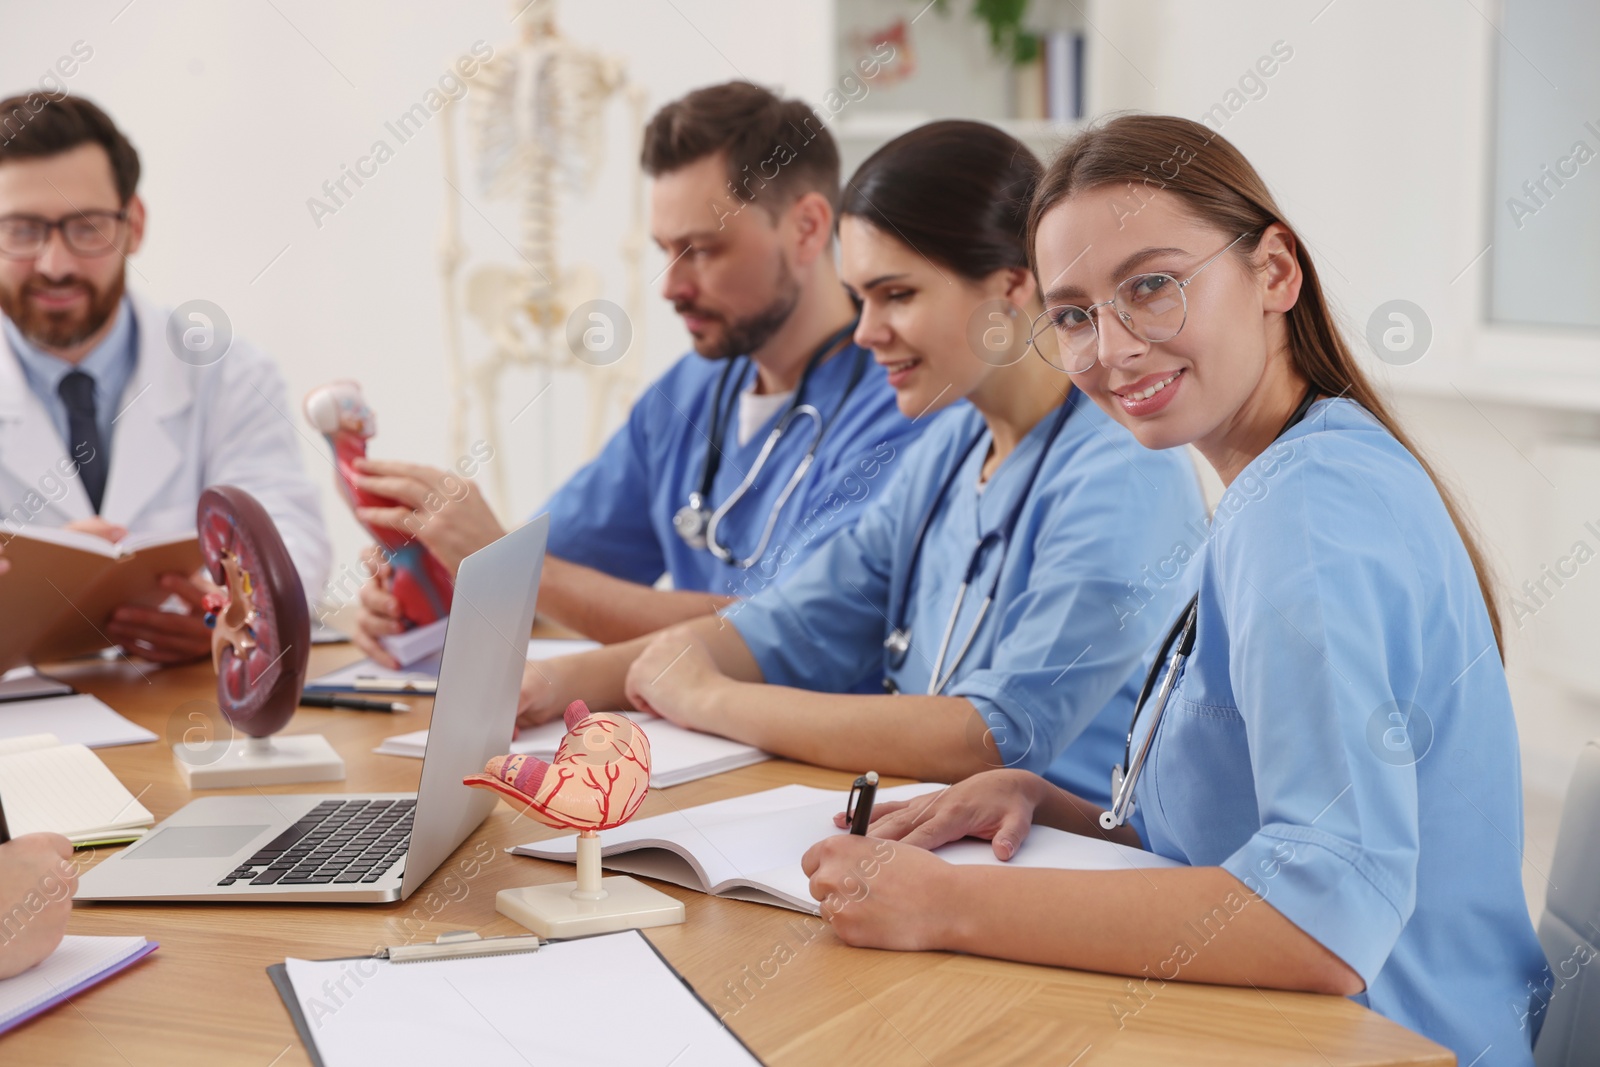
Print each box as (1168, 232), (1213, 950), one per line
(8, 645), (1454, 1066)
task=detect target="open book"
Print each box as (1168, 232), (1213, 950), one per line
(0, 526), (200, 671)
(512, 783), (1180, 914)
(378, 710), (768, 789)
(0, 733), (155, 845)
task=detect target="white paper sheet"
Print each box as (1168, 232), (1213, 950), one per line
(0, 693), (156, 748)
(284, 931), (758, 1067)
(307, 638), (598, 693)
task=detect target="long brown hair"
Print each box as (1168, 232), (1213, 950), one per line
(1028, 114), (1503, 654)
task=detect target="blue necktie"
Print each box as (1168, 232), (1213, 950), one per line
(58, 370), (109, 514)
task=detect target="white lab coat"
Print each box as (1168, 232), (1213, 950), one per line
(0, 292), (331, 598)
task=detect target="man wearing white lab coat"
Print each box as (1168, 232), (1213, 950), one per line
(0, 92), (329, 662)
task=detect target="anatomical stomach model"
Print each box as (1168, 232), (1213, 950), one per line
(304, 380), (454, 629)
(464, 699), (650, 830)
(466, 700), (683, 937)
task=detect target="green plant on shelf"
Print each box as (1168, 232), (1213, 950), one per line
(918, 0), (1040, 66)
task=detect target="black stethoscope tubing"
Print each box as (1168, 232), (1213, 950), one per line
(1101, 383), (1323, 829)
(882, 391), (1078, 694)
(676, 321), (866, 565)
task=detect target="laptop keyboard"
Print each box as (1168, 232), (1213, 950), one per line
(216, 799), (414, 887)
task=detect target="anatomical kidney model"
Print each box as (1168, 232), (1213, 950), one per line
(465, 700), (683, 937)
(197, 485), (310, 738)
(185, 485), (343, 788)
(304, 380), (454, 628)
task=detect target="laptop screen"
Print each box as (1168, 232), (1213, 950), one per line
(400, 515), (548, 899)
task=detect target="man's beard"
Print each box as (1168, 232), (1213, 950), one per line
(0, 268), (126, 350)
(677, 256), (801, 362)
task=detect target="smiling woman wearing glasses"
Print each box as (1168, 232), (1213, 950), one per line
(801, 115), (1549, 1066)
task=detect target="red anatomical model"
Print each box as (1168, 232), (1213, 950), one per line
(304, 380), (453, 629)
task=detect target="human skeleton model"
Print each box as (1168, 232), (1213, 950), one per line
(438, 0), (649, 513)
(304, 381), (454, 629)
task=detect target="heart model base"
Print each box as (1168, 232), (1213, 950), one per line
(464, 700), (685, 938)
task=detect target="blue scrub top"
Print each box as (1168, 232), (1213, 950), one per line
(723, 392), (1207, 805)
(1133, 398), (1548, 1064)
(541, 343), (922, 600)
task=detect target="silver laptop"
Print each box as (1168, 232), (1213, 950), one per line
(77, 515), (548, 904)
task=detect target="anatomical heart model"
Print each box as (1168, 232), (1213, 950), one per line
(465, 701), (683, 937)
(304, 380), (454, 629)
(197, 485), (310, 738)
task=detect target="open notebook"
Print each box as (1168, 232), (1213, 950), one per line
(512, 783), (1180, 914)
(0, 935), (157, 1035)
(274, 930), (758, 1066)
(377, 710), (768, 789)
(0, 734), (154, 845)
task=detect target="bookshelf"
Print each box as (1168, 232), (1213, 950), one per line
(830, 0), (1090, 172)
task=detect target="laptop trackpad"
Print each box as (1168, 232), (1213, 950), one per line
(128, 825), (270, 860)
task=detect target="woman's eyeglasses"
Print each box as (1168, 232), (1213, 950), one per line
(1027, 230), (1257, 374)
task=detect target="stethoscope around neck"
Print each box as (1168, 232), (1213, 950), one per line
(1100, 384), (1323, 830)
(672, 322), (866, 570)
(882, 395), (1077, 696)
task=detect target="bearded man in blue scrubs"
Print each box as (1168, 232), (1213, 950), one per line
(351, 81), (920, 659)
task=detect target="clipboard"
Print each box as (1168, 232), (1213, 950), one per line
(268, 930), (764, 1066)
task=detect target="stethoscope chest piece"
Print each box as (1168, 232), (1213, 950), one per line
(1108, 763), (1129, 817)
(883, 627), (910, 665)
(674, 322), (866, 568)
(673, 494), (711, 549)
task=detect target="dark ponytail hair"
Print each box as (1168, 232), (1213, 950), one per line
(840, 119), (1042, 280)
(1028, 114), (1504, 654)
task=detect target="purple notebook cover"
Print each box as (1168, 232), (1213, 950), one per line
(0, 939), (158, 1036)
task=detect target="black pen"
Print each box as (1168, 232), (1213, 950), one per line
(0, 787), (10, 844)
(847, 771), (879, 835)
(299, 693), (411, 713)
